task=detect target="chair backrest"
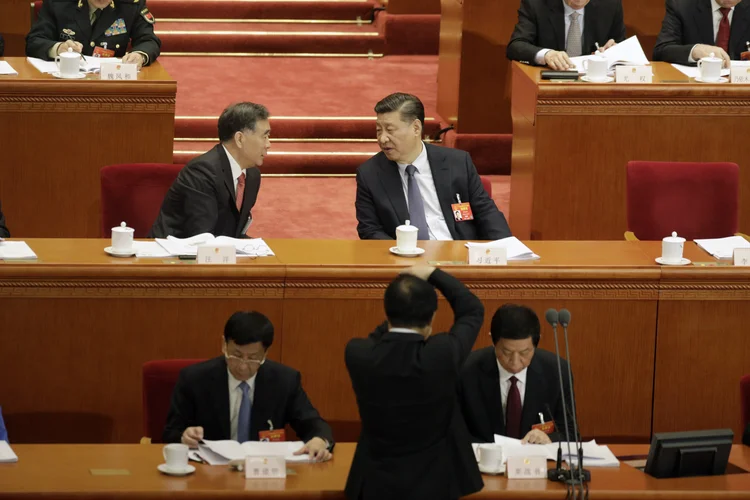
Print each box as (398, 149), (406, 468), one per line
(142, 359), (204, 442)
(741, 375), (750, 428)
(480, 175), (493, 198)
(626, 161), (739, 240)
(100, 163), (183, 238)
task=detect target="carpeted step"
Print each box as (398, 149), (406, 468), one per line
(148, 0), (380, 21)
(157, 21), (378, 32)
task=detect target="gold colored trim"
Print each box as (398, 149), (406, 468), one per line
(175, 116), (435, 121)
(158, 18), (371, 25)
(161, 52), (383, 57)
(156, 30), (379, 36)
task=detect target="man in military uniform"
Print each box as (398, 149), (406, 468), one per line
(26, 0), (160, 68)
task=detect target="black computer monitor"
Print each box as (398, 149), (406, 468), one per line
(644, 429), (734, 479)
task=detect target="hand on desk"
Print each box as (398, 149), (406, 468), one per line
(597, 39), (617, 52)
(544, 50), (574, 71)
(181, 426), (204, 447)
(691, 44), (731, 67)
(57, 40), (83, 55)
(122, 52), (145, 69)
(521, 429), (552, 444)
(294, 437), (332, 462)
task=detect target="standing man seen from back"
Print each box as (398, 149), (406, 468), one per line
(345, 266), (484, 500)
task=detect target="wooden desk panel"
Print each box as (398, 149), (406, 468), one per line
(0, 58), (176, 238)
(509, 62), (750, 241)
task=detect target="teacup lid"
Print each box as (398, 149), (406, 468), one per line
(701, 52), (722, 62)
(112, 221), (134, 232)
(60, 47), (79, 58)
(397, 219), (418, 232)
(663, 231), (685, 243)
(590, 54), (607, 61)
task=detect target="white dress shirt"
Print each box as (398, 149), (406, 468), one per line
(228, 369), (257, 442)
(688, 0), (736, 62)
(222, 145), (244, 195)
(535, 0), (586, 65)
(389, 328), (423, 335)
(396, 142), (453, 241)
(497, 360), (527, 414)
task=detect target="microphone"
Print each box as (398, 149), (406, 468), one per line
(544, 403), (562, 473)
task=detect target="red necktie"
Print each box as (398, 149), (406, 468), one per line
(716, 7), (731, 54)
(235, 172), (245, 212)
(506, 376), (522, 439)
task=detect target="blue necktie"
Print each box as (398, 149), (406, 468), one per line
(237, 381), (251, 443)
(405, 164), (430, 240)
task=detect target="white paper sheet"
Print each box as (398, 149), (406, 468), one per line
(491, 435), (619, 468)
(26, 57), (59, 74)
(571, 35), (649, 73)
(156, 234), (275, 257)
(465, 237), (540, 261)
(671, 63), (731, 79)
(26, 55), (122, 74)
(198, 440), (309, 465)
(0, 241), (38, 260)
(0, 441), (18, 463)
(132, 241), (171, 258)
(695, 235), (750, 259)
(0, 61), (18, 75)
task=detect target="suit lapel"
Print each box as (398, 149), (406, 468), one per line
(582, 0), (598, 54)
(217, 145), (238, 212)
(546, 0), (565, 51)
(520, 357), (545, 437)
(249, 365), (272, 439)
(695, 0), (715, 45)
(424, 144), (458, 239)
(377, 157), (409, 224)
(75, 2), (92, 43)
(479, 350), (506, 436)
(238, 168), (258, 234)
(91, 3), (117, 43)
(211, 358), (231, 439)
(731, 1), (750, 57)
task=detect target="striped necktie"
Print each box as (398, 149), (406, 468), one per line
(567, 11), (582, 57)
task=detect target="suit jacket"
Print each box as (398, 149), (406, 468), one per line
(744, 422), (750, 446)
(344, 269), (484, 500)
(26, 0), (160, 63)
(0, 33), (4, 58)
(654, 0), (750, 63)
(0, 201), (9, 238)
(507, 0), (626, 64)
(458, 347), (576, 443)
(149, 145), (261, 238)
(355, 143), (511, 241)
(162, 356), (334, 447)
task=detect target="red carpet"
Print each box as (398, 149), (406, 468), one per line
(147, 0), (380, 20)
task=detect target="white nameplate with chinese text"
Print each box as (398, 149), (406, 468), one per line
(615, 65), (652, 84)
(197, 245), (236, 264)
(245, 456), (286, 479)
(468, 246), (507, 266)
(100, 62), (137, 81)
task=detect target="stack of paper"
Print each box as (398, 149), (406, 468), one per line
(465, 237), (540, 261)
(27, 57), (60, 74)
(571, 35), (649, 74)
(0, 61), (18, 76)
(0, 241), (38, 260)
(490, 435), (619, 468)
(26, 55), (122, 74)
(155, 234), (275, 257)
(197, 440), (309, 465)
(671, 64), (730, 79)
(0, 441), (18, 463)
(695, 236), (750, 259)
(132, 241), (172, 258)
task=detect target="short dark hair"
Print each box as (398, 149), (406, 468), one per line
(490, 304), (541, 347)
(223, 311), (274, 348)
(217, 102), (270, 142)
(374, 92), (425, 128)
(384, 274), (437, 329)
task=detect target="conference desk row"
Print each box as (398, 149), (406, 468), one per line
(2, 443), (750, 499)
(0, 239), (748, 445)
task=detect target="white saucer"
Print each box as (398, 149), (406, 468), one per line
(157, 463), (195, 476)
(104, 246), (136, 257)
(389, 246), (425, 257)
(655, 257), (691, 266)
(52, 71), (86, 79)
(581, 75), (614, 83)
(478, 463), (505, 475)
(694, 76), (728, 83)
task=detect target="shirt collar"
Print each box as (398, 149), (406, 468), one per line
(88, 1), (112, 15)
(562, 0), (585, 16)
(227, 367), (257, 392)
(396, 141), (428, 172)
(712, 0), (733, 13)
(389, 327), (423, 335)
(496, 358), (528, 386)
(222, 145), (244, 183)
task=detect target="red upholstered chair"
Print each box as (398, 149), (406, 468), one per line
(100, 163), (183, 238)
(741, 375), (750, 429)
(142, 359), (204, 443)
(625, 161), (739, 241)
(480, 176), (493, 198)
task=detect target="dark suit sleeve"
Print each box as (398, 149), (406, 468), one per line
(25, 0), (60, 60)
(368, 321), (389, 341)
(428, 269), (484, 367)
(465, 153), (511, 240)
(507, 0), (544, 64)
(286, 372), (335, 449)
(743, 422), (750, 446)
(610, 1), (626, 43)
(129, 0), (161, 65)
(0, 201), (9, 238)
(162, 371), (195, 444)
(550, 360), (577, 442)
(456, 374), (489, 443)
(653, 0), (693, 64)
(355, 168), (393, 240)
(0, 33), (5, 58)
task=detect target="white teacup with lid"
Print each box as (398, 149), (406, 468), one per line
(661, 231), (686, 264)
(55, 47), (83, 78)
(697, 52), (723, 82)
(111, 221), (134, 254)
(396, 220), (419, 252)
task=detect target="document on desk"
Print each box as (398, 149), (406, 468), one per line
(671, 64), (730, 79)
(0, 241), (38, 260)
(493, 435), (619, 467)
(0, 61), (18, 75)
(26, 56), (122, 74)
(27, 57), (59, 74)
(0, 441), (18, 463)
(465, 237), (540, 261)
(570, 35), (649, 73)
(695, 235), (750, 259)
(155, 234), (275, 257)
(198, 440), (308, 465)
(132, 241), (171, 258)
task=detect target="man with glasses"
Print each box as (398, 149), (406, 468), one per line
(163, 311), (334, 461)
(458, 304), (575, 444)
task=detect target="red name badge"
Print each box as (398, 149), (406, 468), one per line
(532, 421), (556, 435)
(93, 46), (115, 58)
(258, 429), (286, 442)
(450, 202), (474, 222)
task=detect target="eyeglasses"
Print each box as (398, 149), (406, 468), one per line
(224, 352), (266, 366)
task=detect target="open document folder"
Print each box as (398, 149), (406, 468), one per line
(465, 237), (540, 261)
(155, 233), (275, 257)
(197, 440), (310, 465)
(472, 435), (619, 468)
(570, 35), (649, 74)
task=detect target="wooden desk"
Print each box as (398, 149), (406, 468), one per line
(0, 240), (748, 445)
(1, 444), (749, 499)
(0, 58), (175, 238)
(509, 61), (750, 240)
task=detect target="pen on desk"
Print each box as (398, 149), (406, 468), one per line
(538, 412), (545, 425)
(268, 419), (274, 431)
(595, 42), (601, 53)
(456, 194), (461, 204)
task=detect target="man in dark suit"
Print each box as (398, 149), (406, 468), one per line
(356, 93), (511, 241)
(507, 0), (626, 70)
(163, 311), (334, 461)
(26, 0), (159, 68)
(0, 33), (4, 57)
(0, 201), (9, 238)
(345, 265), (484, 500)
(458, 304), (575, 444)
(654, 0), (749, 67)
(150, 102), (269, 239)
